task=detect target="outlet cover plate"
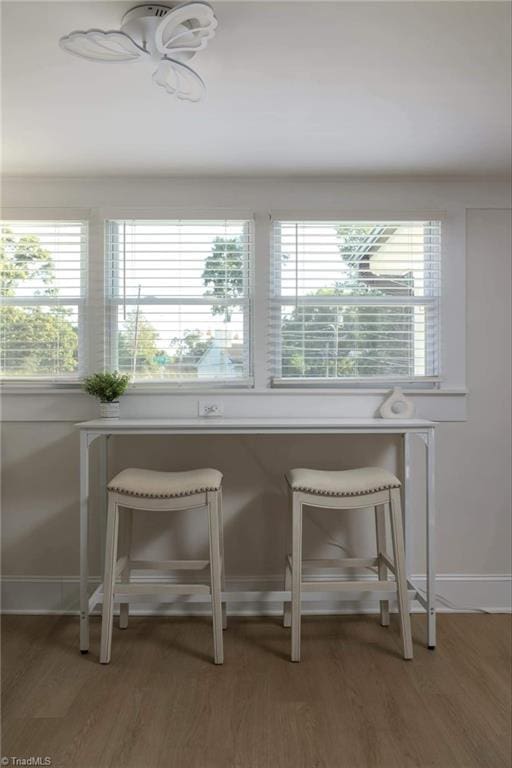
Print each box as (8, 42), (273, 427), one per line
(198, 400), (224, 418)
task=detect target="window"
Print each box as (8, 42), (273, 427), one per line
(270, 220), (441, 385)
(105, 219), (253, 384)
(1, 215), (445, 392)
(0, 220), (87, 380)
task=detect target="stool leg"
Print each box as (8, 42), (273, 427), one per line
(283, 555), (291, 628)
(119, 508), (133, 630)
(218, 490), (227, 630)
(100, 495), (119, 664)
(208, 491), (224, 664)
(375, 504), (390, 627)
(291, 492), (303, 662)
(389, 488), (413, 660)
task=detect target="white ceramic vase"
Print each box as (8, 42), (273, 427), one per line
(99, 401), (120, 419)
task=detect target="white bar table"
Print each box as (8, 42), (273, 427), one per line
(76, 417), (437, 653)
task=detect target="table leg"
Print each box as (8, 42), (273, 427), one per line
(426, 428), (436, 649)
(80, 430), (90, 653)
(98, 435), (109, 577)
(402, 432), (413, 578)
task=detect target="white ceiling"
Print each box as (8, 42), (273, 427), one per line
(2, 1), (511, 176)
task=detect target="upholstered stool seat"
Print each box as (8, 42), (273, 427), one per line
(284, 465), (413, 663)
(100, 467), (225, 666)
(108, 468), (223, 498)
(286, 467), (401, 497)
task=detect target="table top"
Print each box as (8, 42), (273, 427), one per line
(76, 417), (436, 434)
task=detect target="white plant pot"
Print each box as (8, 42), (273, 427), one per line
(99, 401), (120, 419)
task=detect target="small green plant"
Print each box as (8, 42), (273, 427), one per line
(82, 371), (130, 403)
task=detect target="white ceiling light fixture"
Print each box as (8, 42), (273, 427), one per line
(59, 2), (217, 102)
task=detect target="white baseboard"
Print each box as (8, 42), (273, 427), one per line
(1, 573), (511, 615)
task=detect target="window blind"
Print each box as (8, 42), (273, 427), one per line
(270, 220), (441, 385)
(0, 220), (87, 380)
(105, 219), (253, 384)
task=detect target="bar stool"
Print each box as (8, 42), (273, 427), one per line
(100, 467), (226, 665)
(283, 467), (413, 662)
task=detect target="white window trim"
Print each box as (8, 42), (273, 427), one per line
(0, 206), (466, 400)
(102, 215), (255, 387)
(1, 208), (92, 385)
(264, 209), (465, 393)
(268, 216), (443, 388)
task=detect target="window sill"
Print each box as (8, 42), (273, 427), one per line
(0, 382), (467, 396)
(0, 384), (467, 423)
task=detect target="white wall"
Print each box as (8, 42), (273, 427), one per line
(1, 178), (511, 612)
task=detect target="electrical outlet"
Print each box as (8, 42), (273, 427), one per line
(198, 400), (224, 418)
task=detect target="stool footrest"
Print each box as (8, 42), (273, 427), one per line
(114, 582), (211, 596)
(301, 580), (397, 593)
(288, 555), (395, 572)
(301, 557), (379, 569)
(128, 559), (209, 571)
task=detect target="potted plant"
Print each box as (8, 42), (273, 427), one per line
(82, 371), (130, 418)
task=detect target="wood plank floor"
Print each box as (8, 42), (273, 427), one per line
(2, 614), (511, 768)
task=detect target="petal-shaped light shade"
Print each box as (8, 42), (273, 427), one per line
(59, 30), (146, 62)
(155, 2), (217, 58)
(152, 58), (205, 102)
